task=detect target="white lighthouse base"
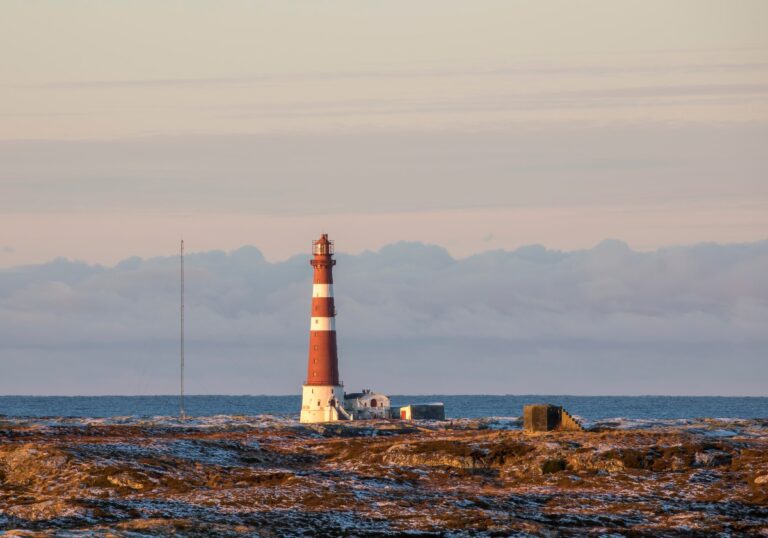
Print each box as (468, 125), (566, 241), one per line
(300, 384), (349, 423)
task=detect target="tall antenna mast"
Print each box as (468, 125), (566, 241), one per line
(180, 239), (186, 421)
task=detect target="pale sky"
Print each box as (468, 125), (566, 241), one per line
(1, 0), (767, 266)
(0, 1), (766, 396)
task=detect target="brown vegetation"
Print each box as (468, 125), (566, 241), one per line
(0, 418), (766, 536)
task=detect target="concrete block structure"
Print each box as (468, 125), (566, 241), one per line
(398, 403), (446, 420)
(524, 404), (585, 432)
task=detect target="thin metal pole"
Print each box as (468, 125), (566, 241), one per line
(180, 239), (186, 421)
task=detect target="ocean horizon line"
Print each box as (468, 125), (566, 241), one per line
(1, 393), (765, 399)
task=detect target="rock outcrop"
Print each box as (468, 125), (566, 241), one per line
(0, 417), (766, 535)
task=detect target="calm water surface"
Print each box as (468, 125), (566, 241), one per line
(0, 395), (766, 420)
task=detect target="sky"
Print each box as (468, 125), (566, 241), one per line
(0, 1), (766, 395)
(1, 240), (766, 396)
(1, 0), (767, 265)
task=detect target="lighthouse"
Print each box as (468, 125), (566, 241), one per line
(300, 234), (350, 423)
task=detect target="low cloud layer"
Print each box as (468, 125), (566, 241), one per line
(1, 240), (766, 396)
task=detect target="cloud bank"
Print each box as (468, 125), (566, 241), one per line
(0, 240), (766, 396)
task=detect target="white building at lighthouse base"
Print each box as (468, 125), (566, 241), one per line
(300, 384), (349, 423)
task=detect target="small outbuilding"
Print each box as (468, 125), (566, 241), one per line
(344, 389), (391, 420)
(398, 403), (445, 421)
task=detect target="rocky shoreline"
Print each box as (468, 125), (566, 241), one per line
(1, 416), (766, 536)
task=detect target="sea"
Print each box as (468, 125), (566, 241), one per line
(0, 395), (766, 422)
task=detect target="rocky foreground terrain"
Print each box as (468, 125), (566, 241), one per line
(0, 415), (766, 537)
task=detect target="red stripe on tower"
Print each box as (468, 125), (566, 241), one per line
(306, 233), (340, 386)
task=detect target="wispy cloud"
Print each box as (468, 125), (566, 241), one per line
(5, 58), (767, 90)
(1, 124), (764, 216)
(211, 83), (768, 121)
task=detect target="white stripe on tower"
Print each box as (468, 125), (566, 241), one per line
(312, 284), (334, 298)
(310, 317), (336, 331)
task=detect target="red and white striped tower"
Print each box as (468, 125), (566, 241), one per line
(300, 233), (348, 423)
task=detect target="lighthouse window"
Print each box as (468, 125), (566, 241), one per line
(313, 345), (318, 351)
